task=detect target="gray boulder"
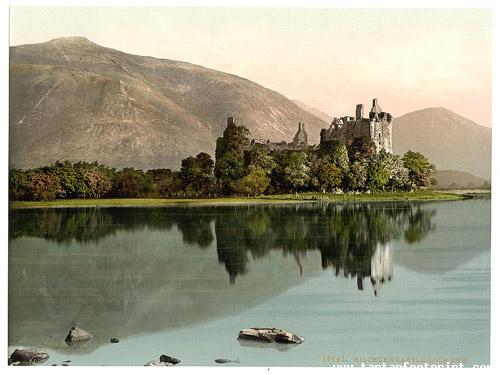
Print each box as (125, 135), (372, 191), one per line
(9, 348), (49, 365)
(65, 326), (93, 344)
(237, 328), (304, 344)
(145, 355), (181, 366)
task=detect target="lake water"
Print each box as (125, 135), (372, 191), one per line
(8, 200), (490, 367)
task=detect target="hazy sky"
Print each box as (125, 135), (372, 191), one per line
(10, 7), (492, 126)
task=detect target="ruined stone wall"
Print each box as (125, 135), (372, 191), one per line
(320, 99), (393, 154)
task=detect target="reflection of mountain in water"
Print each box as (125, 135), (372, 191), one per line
(9, 203), (437, 352)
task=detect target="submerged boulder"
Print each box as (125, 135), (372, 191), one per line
(237, 328), (304, 344)
(65, 326), (93, 344)
(9, 348), (49, 365)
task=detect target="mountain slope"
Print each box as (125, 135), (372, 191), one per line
(393, 108), (491, 179)
(9, 37), (328, 170)
(292, 100), (332, 123)
(432, 170), (489, 189)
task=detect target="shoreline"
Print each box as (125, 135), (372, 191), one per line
(8, 190), (481, 209)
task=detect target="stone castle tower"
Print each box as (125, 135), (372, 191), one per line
(320, 98), (393, 153)
(292, 122), (308, 146)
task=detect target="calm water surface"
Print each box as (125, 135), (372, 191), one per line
(8, 200), (490, 366)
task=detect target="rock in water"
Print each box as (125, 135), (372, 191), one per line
(110, 338), (119, 343)
(237, 328), (304, 344)
(9, 348), (49, 365)
(65, 326), (93, 344)
(159, 355), (181, 365)
(215, 359), (240, 364)
(145, 355), (181, 366)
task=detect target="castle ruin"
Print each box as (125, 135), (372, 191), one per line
(227, 98), (392, 154)
(251, 122), (309, 151)
(320, 98), (393, 153)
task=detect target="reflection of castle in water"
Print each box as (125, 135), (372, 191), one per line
(10, 203), (434, 296)
(370, 243), (393, 296)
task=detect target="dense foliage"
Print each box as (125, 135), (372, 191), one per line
(10, 124), (435, 201)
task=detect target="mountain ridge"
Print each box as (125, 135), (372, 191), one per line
(393, 107), (491, 178)
(9, 37), (491, 179)
(10, 37), (328, 170)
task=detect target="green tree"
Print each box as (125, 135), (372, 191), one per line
(46, 160), (87, 199)
(403, 151), (435, 189)
(215, 120), (250, 159)
(346, 161), (368, 191)
(179, 152), (215, 197)
(367, 154), (391, 191)
(317, 161), (343, 192)
(146, 169), (183, 197)
(215, 120), (250, 194)
(321, 140), (349, 174)
(214, 151), (246, 194)
(158, 171), (183, 197)
(281, 151), (310, 192)
(9, 169), (30, 201)
(244, 144), (276, 175)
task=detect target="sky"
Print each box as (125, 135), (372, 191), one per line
(10, 7), (492, 126)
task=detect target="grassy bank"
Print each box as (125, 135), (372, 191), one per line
(9, 190), (466, 209)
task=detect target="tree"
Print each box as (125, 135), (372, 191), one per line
(146, 169), (183, 197)
(346, 161), (368, 191)
(281, 151), (310, 192)
(235, 166), (270, 196)
(403, 151), (435, 189)
(46, 160), (88, 199)
(180, 152), (215, 196)
(214, 151), (246, 194)
(9, 169), (30, 201)
(26, 172), (61, 201)
(376, 151), (410, 191)
(85, 170), (112, 198)
(158, 172), (183, 197)
(244, 144), (276, 175)
(112, 168), (145, 198)
(347, 136), (376, 163)
(367, 154), (391, 191)
(215, 121), (250, 195)
(221, 121), (250, 156)
(321, 140), (349, 174)
(215, 119), (250, 160)
(195, 152), (215, 176)
(317, 161), (343, 192)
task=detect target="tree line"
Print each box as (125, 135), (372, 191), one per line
(9, 121), (435, 201)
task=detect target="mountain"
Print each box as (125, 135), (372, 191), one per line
(393, 108), (491, 179)
(431, 170), (489, 189)
(292, 100), (332, 123)
(9, 37), (328, 170)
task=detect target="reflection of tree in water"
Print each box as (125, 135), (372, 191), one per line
(10, 203), (436, 293)
(214, 203), (435, 294)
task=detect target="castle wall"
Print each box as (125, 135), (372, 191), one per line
(320, 99), (393, 154)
